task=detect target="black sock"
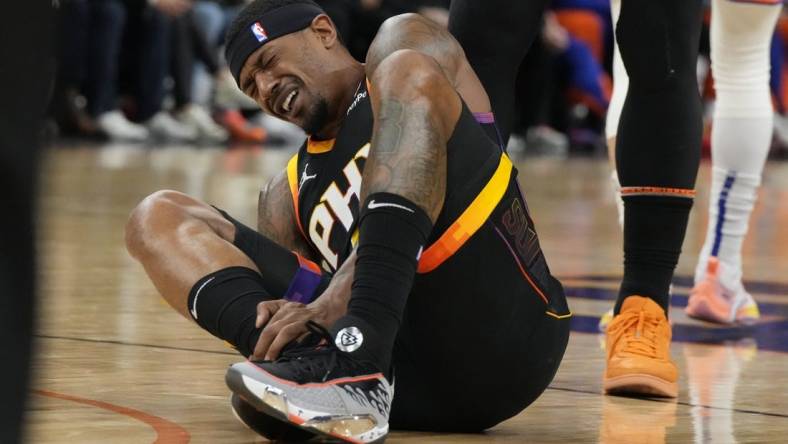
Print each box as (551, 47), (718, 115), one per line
(331, 193), (433, 372)
(615, 195), (693, 315)
(187, 266), (275, 356)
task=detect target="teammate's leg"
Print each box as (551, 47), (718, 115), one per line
(604, 0), (704, 398)
(615, 0), (703, 314)
(448, 0), (550, 145)
(687, 0), (782, 325)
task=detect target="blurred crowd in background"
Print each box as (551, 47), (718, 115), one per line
(48, 0), (788, 158)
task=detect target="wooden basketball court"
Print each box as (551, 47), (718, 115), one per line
(27, 144), (788, 442)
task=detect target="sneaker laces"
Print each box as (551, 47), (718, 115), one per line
(275, 321), (365, 383)
(610, 310), (664, 357)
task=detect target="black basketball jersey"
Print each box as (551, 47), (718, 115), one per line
(285, 81), (373, 271)
(286, 80), (545, 282)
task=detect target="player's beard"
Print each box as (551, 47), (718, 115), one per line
(302, 94), (330, 135)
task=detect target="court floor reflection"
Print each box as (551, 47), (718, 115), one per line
(599, 339), (760, 444)
(684, 339), (758, 444)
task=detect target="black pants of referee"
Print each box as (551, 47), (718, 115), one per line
(0, 1), (54, 442)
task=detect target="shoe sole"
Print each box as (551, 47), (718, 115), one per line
(230, 392), (317, 441)
(604, 374), (678, 398)
(686, 296), (758, 326)
(226, 364), (388, 444)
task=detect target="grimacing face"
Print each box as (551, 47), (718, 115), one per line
(238, 24), (333, 134)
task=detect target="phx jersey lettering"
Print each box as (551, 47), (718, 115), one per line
(286, 80), (569, 317)
(286, 82), (372, 272)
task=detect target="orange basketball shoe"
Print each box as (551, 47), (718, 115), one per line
(685, 258), (760, 325)
(599, 285), (674, 332)
(604, 296), (678, 398)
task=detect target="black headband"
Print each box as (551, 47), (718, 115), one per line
(226, 3), (324, 86)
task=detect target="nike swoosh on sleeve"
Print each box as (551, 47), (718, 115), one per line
(367, 200), (414, 212)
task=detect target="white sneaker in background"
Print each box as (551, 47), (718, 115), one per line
(146, 111), (198, 142)
(686, 258), (760, 325)
(506, 133), (527, 155)
(177, 104), (228, 143)
(253, 113), (306, 148)
(525, 125), (569, 157)
(96, 110), (149, 142)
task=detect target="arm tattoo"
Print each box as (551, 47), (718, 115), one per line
(257, 172), (316, 260)
(372, 100), (404, 153)
(366, 14), (463, 87)
(363, 98), (447, 221)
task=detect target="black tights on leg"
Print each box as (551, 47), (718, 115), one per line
(614, 0), (703, 313)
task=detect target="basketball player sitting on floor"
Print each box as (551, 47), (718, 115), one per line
(124, 0), (570, 442)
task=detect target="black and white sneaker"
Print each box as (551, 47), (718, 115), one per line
(225, 322), (392, 443)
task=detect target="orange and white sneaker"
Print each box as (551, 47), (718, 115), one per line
(604, 296), (678, 398)
(686, 258), (760, 325)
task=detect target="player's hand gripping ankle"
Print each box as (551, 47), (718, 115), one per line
(252, 296), (347, 361)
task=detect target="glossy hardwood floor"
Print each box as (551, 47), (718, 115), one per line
(27, 144), (788, 443)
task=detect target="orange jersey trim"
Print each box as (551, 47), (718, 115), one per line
(295, 252), (322, 274)
(306, 138), (335, 154)
(286, 154), (306, 238)
(417, 154), (513, 274)
(620, 186), (696, 198)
